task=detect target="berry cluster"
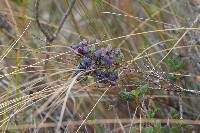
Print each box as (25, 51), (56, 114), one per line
(71, 40), (123, 85)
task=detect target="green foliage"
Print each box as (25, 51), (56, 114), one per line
(139, 0), (161, 17)
(132, 83), (149, 98)
(142, 122), (192, 133)
(119, 84), (149, 102)
(143, 126), (154, 133)
(119, 91), (135, 102)
(13, 0), (23, 5)
(147, 111), (155, 119)
(95, 125), (105, 133)
(154, 122), (162, 132)
(168, 124), (193, 133)
(165, 57), (186, 72)
(142, 123), (161, 133)
(147, 107), (160, 120)
(169, 107), (179, 119)
(95, 0), (104, 9)
(165, 57), (186, 83)
(181, 124), (193, 129)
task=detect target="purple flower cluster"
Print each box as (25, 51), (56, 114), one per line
(95, 70), (118, 84)
(71, 40), (90, 55)
(71, 40), (123, 85)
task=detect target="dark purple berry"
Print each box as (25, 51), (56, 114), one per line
(81, 57), (92, 68)
(105, 47), (112, 54)
(96, 70), (107, 83)
(101, 55), (113, 65)
(77, 46), (89, 55)
(108, 72), (118, 81)
(82, 46), (89, 54)
(97, 72), (106, 80)
(71, 44), (79, 49)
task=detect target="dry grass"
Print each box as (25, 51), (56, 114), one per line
(0, 0), (200, 132)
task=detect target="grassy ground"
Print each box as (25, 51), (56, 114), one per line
(0, 0), (200, 132)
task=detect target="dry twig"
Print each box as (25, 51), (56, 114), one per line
(35, 0), (76, 42)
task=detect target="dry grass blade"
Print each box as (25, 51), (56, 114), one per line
(56, 72), (82, 132)
(0, 21), (31, 63)
(3, 118), (200, 130)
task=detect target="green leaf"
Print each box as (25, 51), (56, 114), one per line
(165, 57), (186, 71)
(181, 124), (193, 129)
(147, 111), (155, 119)
(131, 84), (149, 101)
(119, 92), (135, 102)
(170, 126), (180, 133)
(154, 122), (162, 132)
(169, 74), (177, 83)
(138, 84), (149, 95)
(161, 126), (170, 133)
(144, 126), (154, 133)
(169, 107), (179, 119)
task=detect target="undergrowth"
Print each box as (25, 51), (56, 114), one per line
(0, 0), (200, 132)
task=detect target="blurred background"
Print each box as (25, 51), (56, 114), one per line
(0, 0), (200, 132)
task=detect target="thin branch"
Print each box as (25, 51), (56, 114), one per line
(54, 0), (76, 39)
(35, 0), (76, 72)
(35, 0), (54, 42)
(35, 0), (76, 42)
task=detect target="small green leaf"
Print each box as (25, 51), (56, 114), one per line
(138, 84), (149, 95)
(170, 126), (180, 133)
(169, 107), (179, 119)
(147, 111), (155, 119)
(170, 74), (177, 83)
(165, 57), (186, 71)
(154, 122), (162, 132)
(143, 126), (154, 133)
(181, 124), (193, 129)
(161, 125), (170, 133)
(119, 92), (134, 102)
